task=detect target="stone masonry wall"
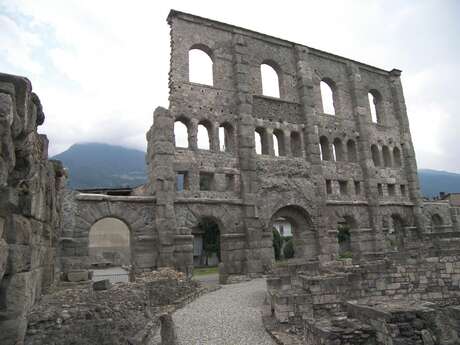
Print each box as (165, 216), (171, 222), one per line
(142, 10), (427, 278)
(0, 72), (65, 344)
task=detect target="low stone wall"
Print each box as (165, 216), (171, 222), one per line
(266, 244), (460, 343)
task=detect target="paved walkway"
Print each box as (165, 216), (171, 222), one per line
(173, 278), (275, 345)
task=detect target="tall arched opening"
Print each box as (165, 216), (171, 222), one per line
(269, 206), (317, 261)
(89, 217), (131, 266)
(192, 218), (221, 268)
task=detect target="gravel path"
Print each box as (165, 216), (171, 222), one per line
(173, 278), (275, 345)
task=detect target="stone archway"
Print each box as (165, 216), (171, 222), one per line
(269, 205), (317, 261)
(88, 217), (131, 266)
(192, 217), (221, 268)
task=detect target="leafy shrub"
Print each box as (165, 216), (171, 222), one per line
(273, 229), (282, 260)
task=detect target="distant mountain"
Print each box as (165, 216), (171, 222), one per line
(53, 143), (460, 196)
(418, 169), (460, 198)
(52, 143), (147, 189)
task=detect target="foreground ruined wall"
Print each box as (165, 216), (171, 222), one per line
(0, 73), (65, 344)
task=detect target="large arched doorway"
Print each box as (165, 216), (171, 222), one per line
(337, 216), (357, 258)
(89, 217), (131, 266)
(269, 206), (317, 261)
(389, 214), (406, 251)
(192, 218), (221, 268)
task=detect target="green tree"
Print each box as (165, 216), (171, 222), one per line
(272, 229), (282, 260)
(200, 219), (220, 263)
(283, 238), (294, 259)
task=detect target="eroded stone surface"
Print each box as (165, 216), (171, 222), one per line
(0, 73), (65, 345)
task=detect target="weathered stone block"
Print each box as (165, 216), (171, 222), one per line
(67, 270), (89, 282)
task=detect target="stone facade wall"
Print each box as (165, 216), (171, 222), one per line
(142, 10), (430, 278)
(0, 73), (65, 344)
(58, 11), (460, 284)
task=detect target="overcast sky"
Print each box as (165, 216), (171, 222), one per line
(1, 0), (459, 172)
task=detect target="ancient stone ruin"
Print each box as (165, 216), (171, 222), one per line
(1, 9), (460, 345)
(0, 73), (65, 343)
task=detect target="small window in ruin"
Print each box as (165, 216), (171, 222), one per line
(219, 123), (234, 152)
(333, 138), (344, 162)
(326, 179), (333, 195)
(382, 145), (392, 167)
(189, 48), (213, 86)
(174, 120), (189, 148)
(320, 80), (336, 115)
(393, 147), (402, 167)
(320, 136), (331, 161)
(176, 172), (189, 191)
(273, 129), (285, 156)
(255, 128), (268, 155)
(377, 183), (383, 197)
(197, 123), (211, 150)
(339, 180), (348, 195)
(225, 174), (235, 191)
(371, 145), (380, 167)
(261, 63), (280, 98)
(199, 172), (214, 191)
(400, 184), (406, 197)
(354, 181), (361, 195)
(290, 131), (302, 157)
(388, 184), (396, 196)
(347, 139), (357, 162)
(368, 90), (382, 124)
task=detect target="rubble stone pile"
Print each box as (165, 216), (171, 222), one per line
(24, 268), (201, 345)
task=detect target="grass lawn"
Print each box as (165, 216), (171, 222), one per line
(193, 266), (218, 276)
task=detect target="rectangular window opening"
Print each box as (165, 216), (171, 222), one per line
(354, 181), (361, 195)
(388, 184), (396, 196)
(176, 171), (189, 191)
(377, 183), (383, 197)
(400, 184), (406, 197)
(225, 174), (235, 191)
(199, 172), (214, 191)
(339, 180), (348, 195)
(326, 179), (332, 195)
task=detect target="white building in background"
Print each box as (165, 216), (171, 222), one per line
(273, 217), (293, 237)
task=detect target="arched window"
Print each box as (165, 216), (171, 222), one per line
(320, 79), (336, 115)
(347, 139), (357, 162)
(319, 136), (331, 161)
(255, 128), (268, 155)
(174, 120), (189, 148)
(261, 63), (280, 98)
(189, 48), (213, 86)
(393, 147), (402, 167)
(382, 145), (392, 167)
(371, 145), (380, 167)
(197, 122), (211, 150)
(89, 217), (130, 266)
(219, 123), (234, 152)
(291, 131), (302, 157)
(431, 214), (443, 232)
(368, 90), (382, 123)
(273, 129), (285, 156)
(333, 138), (344, 161)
